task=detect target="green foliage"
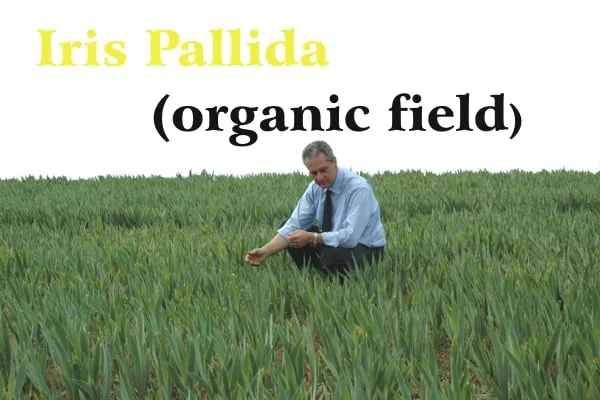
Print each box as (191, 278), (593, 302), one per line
(1, 170), (599, 399)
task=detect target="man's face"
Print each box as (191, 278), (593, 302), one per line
(306, 153), (337, 188)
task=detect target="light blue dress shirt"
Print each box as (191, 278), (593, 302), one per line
(277, 167), (386, 248)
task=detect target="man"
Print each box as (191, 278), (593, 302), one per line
(245, 140), (386, 275)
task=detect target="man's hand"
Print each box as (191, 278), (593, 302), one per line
(288, 230), (312, 248)
(245, 248), (268, 266)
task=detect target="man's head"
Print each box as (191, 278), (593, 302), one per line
(302, 141), (338, 188)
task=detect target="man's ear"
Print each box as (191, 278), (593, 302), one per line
(332, 157), (337, 166)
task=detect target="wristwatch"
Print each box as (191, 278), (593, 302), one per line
(312, 232), (318, 247)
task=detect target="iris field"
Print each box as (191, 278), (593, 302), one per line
(1, 170), (599, 399)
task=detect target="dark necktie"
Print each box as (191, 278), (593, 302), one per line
(322, 189), (333, 232)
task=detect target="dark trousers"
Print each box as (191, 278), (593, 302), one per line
(282, 223), (384, 276)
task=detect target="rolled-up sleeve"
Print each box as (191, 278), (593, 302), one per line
(277, 186), (317, 242)
(321, 186), (372, 248)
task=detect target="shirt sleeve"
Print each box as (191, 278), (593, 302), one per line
(277, 185), (317, 241)
(321, 185), (373, 248)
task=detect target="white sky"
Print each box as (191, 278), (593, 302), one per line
(1, 1), (599, 180)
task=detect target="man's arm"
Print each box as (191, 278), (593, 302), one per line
(245, 233), (289, 266)
(277, 185), (317, 240)
(247, 185), (316, 266)
(262, 233), (289, 255)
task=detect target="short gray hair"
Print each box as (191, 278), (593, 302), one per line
(302, 141), (335, 165)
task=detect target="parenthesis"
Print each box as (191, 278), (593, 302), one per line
(154, 94), (170, 142)
(509, 103), (521, 139)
